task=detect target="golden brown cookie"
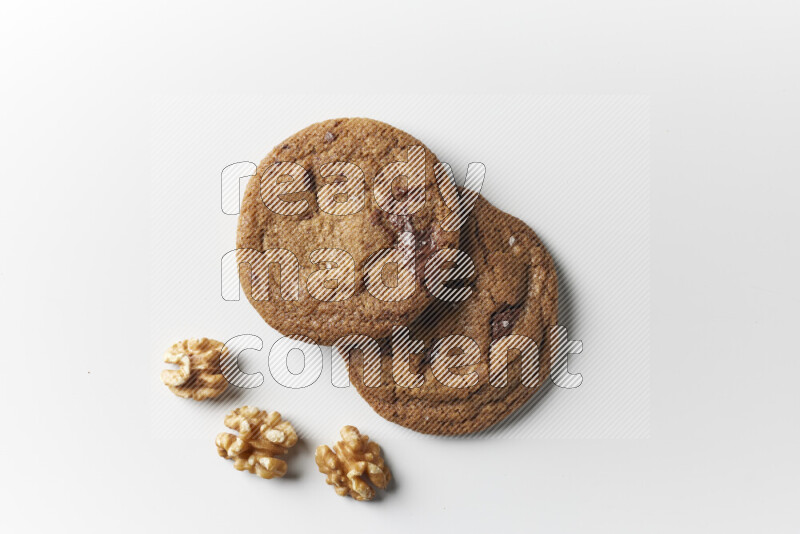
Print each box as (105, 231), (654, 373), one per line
(343, 196), (558, 435)
(237, 118), (459, 345)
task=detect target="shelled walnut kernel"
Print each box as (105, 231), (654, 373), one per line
(160, 338), (228, 401)
(216, 406), (298, 479)
(315, 426), (391, 501)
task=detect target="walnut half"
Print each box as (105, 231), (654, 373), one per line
(160, 338), (228, 400)
(216, 406), (298, 479)
(315, 426), (391, 501)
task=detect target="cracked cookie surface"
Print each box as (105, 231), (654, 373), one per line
(345, 196), (558, 435)
(237, 118), (458, 345)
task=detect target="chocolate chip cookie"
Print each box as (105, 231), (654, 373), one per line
(343, 196), (558, 435)
(237, 118), (458, 345)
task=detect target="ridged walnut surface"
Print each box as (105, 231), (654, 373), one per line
(315, 426), (391, 501)
(216, 406), (298, 479)
(160, 338), (228, 401)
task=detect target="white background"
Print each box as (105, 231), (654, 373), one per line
(1, 1), (798, 533)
